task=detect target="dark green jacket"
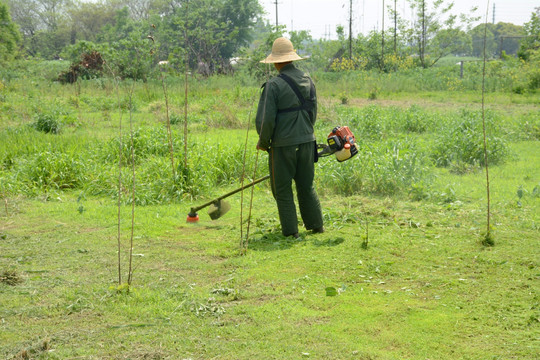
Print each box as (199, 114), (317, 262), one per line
(255, 63), (317, 149)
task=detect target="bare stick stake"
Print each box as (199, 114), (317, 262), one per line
(183, 55), (189, 170)
(240, 99), (256, 252)
(244, 150), (261, 254)
(183, 1), (190, 170)
(481, 0), (494, 246)
(127, 84), (136, 286)
(242, 64), (272, 253)
(160, 70), (176, 178)
(105, 63), (124, 285)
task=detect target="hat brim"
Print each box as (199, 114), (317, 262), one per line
(260, 52), (305, 64)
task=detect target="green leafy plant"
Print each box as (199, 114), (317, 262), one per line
(432, 109), (508, 167)
(32, 113), (62, 134)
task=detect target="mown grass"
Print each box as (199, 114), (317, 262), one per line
(1, 175), (538, 358)
(0, 64), (539, 359)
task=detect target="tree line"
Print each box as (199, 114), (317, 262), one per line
(0, 0), (539, 76)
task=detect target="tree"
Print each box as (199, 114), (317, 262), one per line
(289, 30), (312, 56)
(7, 0), (41, 55)
(8, 0), (71, 58)
(116, 0), (154, 20)
(157, 0), (262, 74)
(405, 0), (478, 67)
(430, 28), (471, 59)
(0, 0), (21, 62)
(470, 24), (497, 58)
(67, 1), (117, 43)
(518, 7), (540, 60)
(494, 22), (524, 56)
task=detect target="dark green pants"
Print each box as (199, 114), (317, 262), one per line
(269, 141), (323, 236)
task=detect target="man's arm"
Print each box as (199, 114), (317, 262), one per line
(311, 78), (317, 125)
(255, 81), (278, 150)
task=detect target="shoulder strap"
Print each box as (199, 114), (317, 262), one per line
(277, 73), (315, 114)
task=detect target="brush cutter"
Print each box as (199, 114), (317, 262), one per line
(186, 126), (357, 222)
(187, 175), (270, 222)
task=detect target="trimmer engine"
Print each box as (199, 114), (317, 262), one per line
(318, 126), (358, 162)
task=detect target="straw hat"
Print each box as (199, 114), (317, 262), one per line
(260, 37), (305, 64)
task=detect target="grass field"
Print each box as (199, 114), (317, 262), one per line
(1, 65), (539, 359)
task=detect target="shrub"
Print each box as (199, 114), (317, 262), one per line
(431, 109), (508, 167)
(58, 51), (105, 84)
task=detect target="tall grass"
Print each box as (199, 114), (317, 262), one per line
(0, 69), (518, 205)
(2, 103), (512, 204)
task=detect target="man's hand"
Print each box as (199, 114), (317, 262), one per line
(256, 140), (268, 152)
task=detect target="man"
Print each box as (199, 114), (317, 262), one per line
(255, 37), (324, 238)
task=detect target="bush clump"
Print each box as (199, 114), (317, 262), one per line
(31, 103), (75, 134)
(317, 139), (430, 196)
(32, 113), (62, 134)
(18, 151), (86, 190)
(431, 109), (508, 167)
(58, 51), (105, 84)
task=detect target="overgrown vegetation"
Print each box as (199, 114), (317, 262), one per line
(0, 73), (524, 205)
(0, 2), (538, 359)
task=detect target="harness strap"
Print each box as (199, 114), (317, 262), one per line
(276, 73), (315, 114)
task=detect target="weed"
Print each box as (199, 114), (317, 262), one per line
(31, 102), (77, 133)
(409, 182), (431, 201)
(32, 113), (62, 134)
(368, 87), (378, 100)
(338, 92), (349, 104)
(533, 184), (540, 198)
(100, 127), (171, 165)
(361, 236), (369, 249)
(482, 231), (495, 246)
(18, 151), (86, 191)
(402, 105), (430, 133)
(437, 184), (457, 204)
(518, 113), (540, 140)
(169, 112), (181, 125)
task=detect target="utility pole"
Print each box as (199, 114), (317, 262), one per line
(394, 0), (397, 54)
(421, 0), (426, 68)
(290, 0), (293, 31)
(349, 0), (353, 59)
(274, 0), (279, 28)
(362, 0), (366, 34)
(492, 3), (495, 24)
(381, 0), (385, 70)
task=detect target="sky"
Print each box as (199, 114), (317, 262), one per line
(260, 0), (539, 39)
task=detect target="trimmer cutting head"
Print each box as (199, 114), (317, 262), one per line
(186, 211), (199, 223)
(186, 175), (270, 224)
(208, 200), (231, 220)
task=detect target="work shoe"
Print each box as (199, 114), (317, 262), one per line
(311, 227), (325, 234)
